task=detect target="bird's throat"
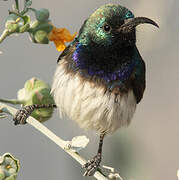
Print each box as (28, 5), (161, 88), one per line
(72, 43), (135, 82)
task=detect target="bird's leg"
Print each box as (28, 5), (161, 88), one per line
(83, 133), (105, 176)
(13, 104), (57, 125)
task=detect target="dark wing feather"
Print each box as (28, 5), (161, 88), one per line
(131, 47), (146, 104)
(57, 19), (88, 63)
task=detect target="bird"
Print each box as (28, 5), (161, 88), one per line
(13, 3), (158, 176)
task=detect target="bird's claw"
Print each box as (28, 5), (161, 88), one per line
(13, 106), (34, 125)
(83, 154), (101, 176)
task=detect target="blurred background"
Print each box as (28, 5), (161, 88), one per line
(0, 0), (179, 179)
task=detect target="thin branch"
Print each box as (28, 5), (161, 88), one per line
(0, 102), (108, 180)
(0, 29), (10, 44)
(0, 114), (8, 119)
(8, 10), (24, 18)
(15, 0), (19, 12)
(0, 98), (24, 105)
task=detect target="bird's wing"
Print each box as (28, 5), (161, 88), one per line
(131, 47), (146, 104)
(57, 18), (89, 64)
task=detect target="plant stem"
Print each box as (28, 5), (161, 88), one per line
(0, 29), (10, 44)
(0, 102), (108, 180)
(0, 98), (24, 105)
(15, 0), (19, 12)
(8, 10), (24, 18)
(0, 114), (8, 119)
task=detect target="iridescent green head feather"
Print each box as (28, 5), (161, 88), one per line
(78, 4), (135, 47)
(78, 4), (158, 48)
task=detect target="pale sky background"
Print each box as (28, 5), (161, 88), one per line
(0, 0), (179, 180)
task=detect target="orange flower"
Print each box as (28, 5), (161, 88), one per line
(48, 26), (77, 51)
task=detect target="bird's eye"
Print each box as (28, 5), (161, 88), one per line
(102, 24), (111, 32)
(125, 11), (134, 19)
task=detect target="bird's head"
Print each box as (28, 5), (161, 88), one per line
(78, 4), (158, 48)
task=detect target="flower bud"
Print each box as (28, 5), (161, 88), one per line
(5, 14), (24, 33)
(0, 153), (20, 180)
(34, 30), (49, 44)
(0, 168), (5, 180)
(29, 21), (53, 44)
(35, 9), (50, 22)
(17, 77), (55, 122)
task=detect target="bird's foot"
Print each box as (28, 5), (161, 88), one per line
(83, 153), (101, 176)
(13, 104), (57, 125)
(13, 105), (34, 125)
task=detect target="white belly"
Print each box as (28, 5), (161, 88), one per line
(51, 62), (137, 134)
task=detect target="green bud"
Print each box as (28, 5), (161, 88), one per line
(0, 153), (20, 180)
(0, 168), (5, 180)
(19, 23), (30, 33)
(30, 21), (53, 33)
(18, 15), (31, 33)
(29, 21), (53, 44)
(35, 9), (49, 22)
(5, 174), (17, 180)
(17, 78), (55, 122)
(5, 24), (19, 33)
(34, 30), (49, 44)
(5, 14), (24, 33)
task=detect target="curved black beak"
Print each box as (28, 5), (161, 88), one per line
(119, 17), (159, 33)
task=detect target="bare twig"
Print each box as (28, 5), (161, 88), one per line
(0, 102), (108, 180)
